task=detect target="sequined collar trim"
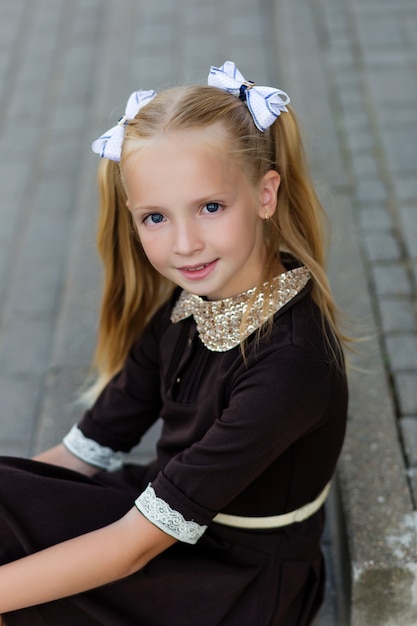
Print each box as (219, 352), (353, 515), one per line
(170, 266), (311, 352)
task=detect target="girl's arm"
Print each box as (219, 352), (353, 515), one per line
(33, 443), (99, 477)
(0, 506), (176, 614)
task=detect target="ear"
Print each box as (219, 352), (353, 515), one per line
(257, 170), (280, 219)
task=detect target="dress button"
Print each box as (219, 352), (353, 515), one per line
(176, 377), (181, 384)
(188, 338), (192, 347)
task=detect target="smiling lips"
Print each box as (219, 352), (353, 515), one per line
(178, 260), (218, 280)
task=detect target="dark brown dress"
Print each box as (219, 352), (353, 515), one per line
(0, 264), (348, 626)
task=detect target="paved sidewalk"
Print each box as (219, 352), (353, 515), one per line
(0, 0), (416, 624)
(277, 1), (417, 623)
(277, 1), (417, 624)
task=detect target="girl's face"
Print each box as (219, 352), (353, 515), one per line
(124, 130), (280, 300)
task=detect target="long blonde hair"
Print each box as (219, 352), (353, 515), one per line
(90, 85), (346, 396)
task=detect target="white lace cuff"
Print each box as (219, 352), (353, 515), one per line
(63, 425), (125, 471)
(135, 484), (207, 544)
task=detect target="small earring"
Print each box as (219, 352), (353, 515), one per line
(264, 211), (270, 221)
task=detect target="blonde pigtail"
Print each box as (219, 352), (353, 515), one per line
(269, 108), (350, 356)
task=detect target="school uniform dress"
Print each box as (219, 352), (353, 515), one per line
(0, 260), (348, 626)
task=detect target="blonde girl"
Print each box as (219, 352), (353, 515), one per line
(0, 62), (347, 626)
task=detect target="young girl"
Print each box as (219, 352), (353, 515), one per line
(0, 61), (348, 626)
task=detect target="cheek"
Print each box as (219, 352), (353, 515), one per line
(222, 211), (259, 244)
(137, 231), (166, 268)
(139, 237), (156, 263)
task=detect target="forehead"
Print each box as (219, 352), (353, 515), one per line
(126, 126), (228, 165)
(122, 129), (247, 197)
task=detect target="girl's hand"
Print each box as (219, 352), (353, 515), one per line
(0, 506), (176, 614)
(33, 443), (99, 477)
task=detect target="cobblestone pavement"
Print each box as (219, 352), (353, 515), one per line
(0, 0), (416, 623)
(314, 0), (417, 509)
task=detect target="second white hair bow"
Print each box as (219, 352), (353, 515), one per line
(208, 61), (290, 132)
(92, 89), (157, 162)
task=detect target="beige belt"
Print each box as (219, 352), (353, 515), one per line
(212, 482), (331, 529)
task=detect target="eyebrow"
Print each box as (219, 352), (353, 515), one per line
(131, 205), (165, 213)
(131, 190), (233, 213)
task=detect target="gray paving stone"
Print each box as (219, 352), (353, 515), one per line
(363, 231), (402, 262)
(358, 206), (393, 231)
(392, 175), (417, 202)
(185, 4), (218, 27)
(134, 21), (176, 49)
(228, 0), (260, 10)
(182, 36), (221, 66)
(139, 0), (176, 14)
(378, 298), (416, 333)
(0, 441), (31, 457)
(356, 177), (388, 204)
(399, 417), (417, 466)
(0, 123), (41, 156)
(371, 263), (411, 296)
(328, 38), (352, 58)
(0, 316), (54, 376)
(404, 15), (417, 44)
(381, 128), (417, 174)
(7, 83), (49, 119)
(31, 178), (75, 219)
(45, 221), (100, 367)
(0, 201), (23, 245)
(344, 128), (375, 155)
(6, 260), (63, 318)
(331, 78), (363, 106)
(363, 51), (415, 68)
(394, 372), (417, 415)
(328, 27), (351, 48)
(385, 334), (417, 370)
(0, 158), (32, 198)
(41, 136), (84, 177)
(355, 15), (408, 49)
(322, 4), (346, 27)
(376, 105), (417, 127)
(228, 13), (264, 39)
(351, 153), (379, 178)
(0, 374), (43, 445)
(339, 109), (370, 132)
(327, 50), (356, 70)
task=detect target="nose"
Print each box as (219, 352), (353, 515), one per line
(172, 219), (203, 256)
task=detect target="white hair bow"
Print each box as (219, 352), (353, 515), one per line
(92, 89), (156, 162)
(208, 61), (290, 132)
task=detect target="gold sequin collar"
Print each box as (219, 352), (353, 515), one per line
(170, 266), (311, 352)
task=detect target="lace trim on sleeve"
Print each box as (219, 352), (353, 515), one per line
(62, 425), (125, 472)
(135, 484), (207, 544)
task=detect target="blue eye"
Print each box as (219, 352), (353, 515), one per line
(204, 202), (221, 214)
(144, 213), (165, 224)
